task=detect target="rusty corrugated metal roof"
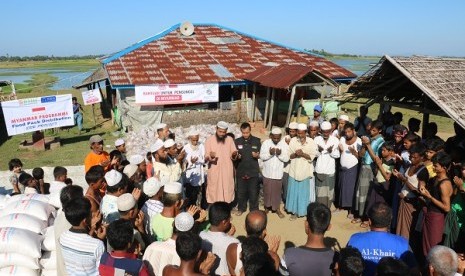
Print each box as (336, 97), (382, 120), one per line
(103, 23), (356, 87)
(243, 64), (313, 89)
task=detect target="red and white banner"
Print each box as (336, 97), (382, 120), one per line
(135, 83), (219, 105)
(1, 94), (74, 136)
(81, 88), (102, 105)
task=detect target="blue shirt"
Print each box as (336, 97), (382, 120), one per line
(362, 135), (384, 165)
(348, 231), (416, 276)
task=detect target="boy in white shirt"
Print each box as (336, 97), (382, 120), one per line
(100, 169), (128, 223)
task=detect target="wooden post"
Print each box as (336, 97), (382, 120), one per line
(286, 85), (296, 127)
(252, 84), (257, 122)
(263, 87), (271, 125)
(91, 83), (97, 127)
(267, 88), (275, 130)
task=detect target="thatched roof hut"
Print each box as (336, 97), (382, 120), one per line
(347, 55), (465, 129)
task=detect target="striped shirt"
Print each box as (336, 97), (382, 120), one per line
(141, 199), (164, 239)
(60, 228), (105, 276)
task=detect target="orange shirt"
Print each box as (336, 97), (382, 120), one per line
(84, 151), (110, 172)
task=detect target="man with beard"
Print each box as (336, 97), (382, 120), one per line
(283, 122), (298, 204)
(314, 121), (340, 209)
(286, 124), (317, 220)
(260, 128), (289, 218)
(151, 139), (175, 183)
(205, 121), (238, 205)
(84, 135), (112, 173)
(234, 122), (262, 215)
(308, 120), (320, 139)
(156, 123), (170, 141)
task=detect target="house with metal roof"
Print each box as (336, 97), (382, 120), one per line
(346, 55), (465, 134)
(90, 22), (356, 130)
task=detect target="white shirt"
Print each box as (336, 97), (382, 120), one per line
(183, 143), (205, 186)
(288, 137), (317, 181)
(143, 238), (180, 276)
(49, 180), (66, 195)
(153, 161), (176, 183)
(200, 230), (239, 276)
(100, 194), (119, 223)
(339, 136), (362, 169)
(60, 229), (105, 276)
(260, 139), (289, 179)
(314, 135), (340, 175)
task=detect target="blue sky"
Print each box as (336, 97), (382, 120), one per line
(2, 0), (464, 57)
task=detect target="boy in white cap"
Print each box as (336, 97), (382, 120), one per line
(286, 123), (317, 220)
(151, 182), (184, 241)
(182, 130), (205, 208)
(204, 121), (238, 204)
(129, 154), (147, 184)
(314, 121), (340, 209)
(156, 123), (170, 141)
(101, 169), (128, 223)
(116, 192), (146, 252)
(164, 139), (183, 182)
(114, 138), (127, 162)
(143, 212), (195, 275)
(283, 122), (298, 203)
(141, 177), (164, 238)
(260, 128), (289, 218)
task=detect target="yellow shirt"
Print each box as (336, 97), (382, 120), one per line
(288, 137), (317, 181)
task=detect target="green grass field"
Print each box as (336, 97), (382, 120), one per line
(0, 59), (100, 69)
(0, 88), (118, 171)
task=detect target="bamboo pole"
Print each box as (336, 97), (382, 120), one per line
(263, 87), (270, 124)
(252, 84), (257, 122)
(267, 88), (275, 130)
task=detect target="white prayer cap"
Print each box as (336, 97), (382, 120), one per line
(187, 130), (200, 137)
(164, 139), (176, 148)
(143, 177), (164, 197)
(321, 121), (332, 130)
(164, 182), (183, 194)
(217, 121), (229, 129)
(309, 120), (320, 128)
(271, 128), (282, 135)
(150, 139), (164, 153)
(288, 122), (299, 129)
(123, 164), (138, 179)
(129, 154), (144, 165)
(114, 138), (125, 147)
(339, 114), (349, 121)
(156, 123), (167, 130)
(105, 170), (122, 187)
(297, 123), (307, 131)
(175, 212), (195, 232)
(117, 193), (136, 212)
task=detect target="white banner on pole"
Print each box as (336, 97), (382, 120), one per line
(135, 83), (219, 105)
(1, 94), (74, 136)
(81, 88), (102, 105)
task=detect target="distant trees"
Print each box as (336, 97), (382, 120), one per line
(0, 55), (104, 62)
(305, 49), (361, 58)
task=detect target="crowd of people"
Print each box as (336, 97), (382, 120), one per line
(6, 104), (465, 275)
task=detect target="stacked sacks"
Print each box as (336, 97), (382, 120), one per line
(0, 194), (56, 276)
(40, 227), (57, 276)
(125, 123), (242, 157)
